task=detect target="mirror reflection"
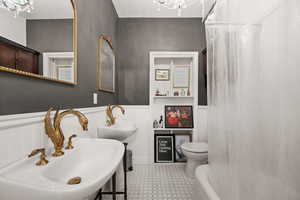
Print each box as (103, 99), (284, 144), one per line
(0, 0), (76, 84)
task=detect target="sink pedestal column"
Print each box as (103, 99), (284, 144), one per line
(94, 143), (128, 200)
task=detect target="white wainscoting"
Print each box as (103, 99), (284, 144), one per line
(0, 105), (208, 168)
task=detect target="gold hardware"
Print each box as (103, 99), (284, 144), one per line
(67, 177), (82, 185)
(106, 105), (125, 126)
(97, 35), (115, 93)
(28, 148), (49, 166)
(45, 108), (88, 157)
(65, 134), (77, 150)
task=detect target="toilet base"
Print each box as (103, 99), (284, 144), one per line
(185, 159), (202, 178)
(185, 159), (208, 178)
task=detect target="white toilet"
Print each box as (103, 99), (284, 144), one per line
(181, 142), (208, 178)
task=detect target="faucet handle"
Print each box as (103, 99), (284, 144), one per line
(65, 134), (77, 150)
(28, 148), (49, 166)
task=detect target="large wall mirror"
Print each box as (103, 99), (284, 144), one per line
(0, 0), (77, 85)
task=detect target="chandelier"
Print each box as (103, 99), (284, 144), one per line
(0, 0), (34, 16)
(153, 0), (197, 16)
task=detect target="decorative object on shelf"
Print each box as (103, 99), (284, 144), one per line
(155, 69), (170, 81)
(154, 134), (174, 163)
(187, 88), (191, 96)
(173, 66), (190, 88)
(0, 0), (34, 16)
(153, 0), (198, 16)
(174, 91), (179, 96)
(159, 115), (164, 128)
(180, 89), (186, 96)
(165, 105), (194, 128)
(155, 88), (161, 96)
(174, 133), (192, 162)
(153, 119), (159, 128)
(166, 90), (170, 96)
(98, 35), (115, 93)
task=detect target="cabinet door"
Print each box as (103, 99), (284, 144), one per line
(0, 42), (16, 69)
(16, 49), (39, 74)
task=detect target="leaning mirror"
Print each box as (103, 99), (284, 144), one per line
(0, 0), (77, 85)
(97, 35), (115, 93)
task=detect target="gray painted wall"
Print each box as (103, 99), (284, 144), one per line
(0, 0), (118, 115)
(117, 18), (207, 105)
(26, 19), (73, 73)
(27, 19), (73, 52)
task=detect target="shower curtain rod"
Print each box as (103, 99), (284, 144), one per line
(204, 0), (284, 26)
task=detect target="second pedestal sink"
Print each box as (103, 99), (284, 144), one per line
(98, 119), (137, 141)
(0, 138), (124, 200)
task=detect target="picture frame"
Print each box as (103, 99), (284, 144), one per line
(97, 35), (115, 93)
(154, 134), (175, 163)
(173, 66), (190, 88)
(165, 105), (194, 128)
(155, 69), (170, 81)
(57, 65), (73, 82)
(174, 133), (192, 162)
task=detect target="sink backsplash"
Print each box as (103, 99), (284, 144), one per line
(0, 107), (106, 169)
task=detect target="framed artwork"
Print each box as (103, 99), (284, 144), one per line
(57, 65), (73, 82)
(154, 134), (175, 163)
(97, 35), (115, 93)
(173, 66), (190, 88)
(174, 133), (192, 162)
(155, 69), (170, 81)
(165, 105), (194, 128)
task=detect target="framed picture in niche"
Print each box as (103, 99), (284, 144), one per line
(154, 134), (175, 163)
(165, 105), (194, 128)
(155, 69), (170, 81)
(174, 133), (192, 162)
(173, 66), (190, 88)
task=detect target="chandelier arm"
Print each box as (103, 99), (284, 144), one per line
(0, 0), (33, 15)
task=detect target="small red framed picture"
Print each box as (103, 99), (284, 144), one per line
(165, 105), (194, 129)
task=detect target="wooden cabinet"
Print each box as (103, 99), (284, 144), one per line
(16, 49), (39, 74)
(0, 42), (16, 69)
(0, 36), (40, 74)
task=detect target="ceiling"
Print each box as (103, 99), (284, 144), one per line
(3, 0), (203, 19)
(112, 0), (203, 18)
(24, 0), (73, 19)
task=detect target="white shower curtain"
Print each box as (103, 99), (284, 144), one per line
(206, 0), (300, 199)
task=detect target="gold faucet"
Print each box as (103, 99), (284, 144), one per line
(28, 148), (49, 166)
(65, 134), (77, 150)
(44, 108), (88, 157)
(106, 105), (125, 126)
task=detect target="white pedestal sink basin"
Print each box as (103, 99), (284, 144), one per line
(0, 138), (124, 200)
(98, 119), (137, 141)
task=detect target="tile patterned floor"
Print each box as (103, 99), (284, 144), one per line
(102, 164), (194, 200)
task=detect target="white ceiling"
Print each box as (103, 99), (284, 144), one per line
(112, 0), (203, 18)
(24, 0), (73, 19)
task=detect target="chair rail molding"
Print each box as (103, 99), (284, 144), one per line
(0, 106), (105, 130)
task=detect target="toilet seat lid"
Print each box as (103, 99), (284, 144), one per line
(182, 143), (208, 153)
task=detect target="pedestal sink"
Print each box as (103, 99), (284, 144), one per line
(98, 119), (137, 141)
(0, 138), (124, 200)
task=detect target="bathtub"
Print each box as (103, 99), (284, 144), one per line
(193, 165), (221, 200)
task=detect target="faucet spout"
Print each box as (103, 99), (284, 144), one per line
(106, 105), (125, 126)
(44, 108), (89, 157)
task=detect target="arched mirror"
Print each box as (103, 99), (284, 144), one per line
(97, 35), (115, 93)
(0, 0), (77, 85)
